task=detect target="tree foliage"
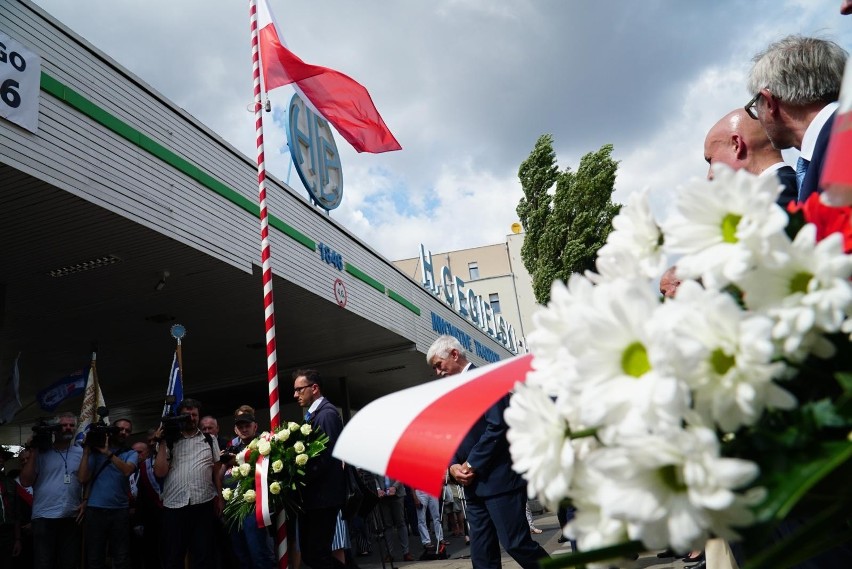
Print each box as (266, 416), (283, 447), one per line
(517, 138), (621, 304)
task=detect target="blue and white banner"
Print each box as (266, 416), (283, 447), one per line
(162, 352), (183, 416)
(37, 369), (87, 412)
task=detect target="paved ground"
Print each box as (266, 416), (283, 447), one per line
(353, 513), (699, 569)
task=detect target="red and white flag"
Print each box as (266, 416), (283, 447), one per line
(821, 58), (852, 206)
(332, 354), (533, 496)
(257, 0), (401, 154)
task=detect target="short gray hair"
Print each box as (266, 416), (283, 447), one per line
(748, 35), (847, 105)
(426, 335), (465, 364)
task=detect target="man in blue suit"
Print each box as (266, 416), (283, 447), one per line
(745, 35), (847, 203)
(294, 369), (346, 569)
(427, 335), (547, 569)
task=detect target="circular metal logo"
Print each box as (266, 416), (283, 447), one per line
(286, 93), (343, 210)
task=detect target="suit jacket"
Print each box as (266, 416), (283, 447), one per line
(301, 397), (346, 510)
(775, 165), (798, 208)
(452, 388), (525, 499)
(369, 474), (406, 498)
(799, 110), (836, 203)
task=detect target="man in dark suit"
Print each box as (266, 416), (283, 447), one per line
(293, 369), (346, 569)
(427, 335), (547, 569)
(745, 35), (847, 203)
(704, 108), (798, 207)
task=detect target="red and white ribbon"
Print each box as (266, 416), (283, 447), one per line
(255, 455), (273, 528)
(333, 354), (533, 496)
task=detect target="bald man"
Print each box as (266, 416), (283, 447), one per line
(703, 108), (798, 206)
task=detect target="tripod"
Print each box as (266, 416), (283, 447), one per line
(366, 502), (396, 569)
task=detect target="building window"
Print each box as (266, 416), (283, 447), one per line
(468, 262), (480, 280)
(489, 293), (501, 314)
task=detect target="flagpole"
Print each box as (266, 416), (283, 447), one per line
(175, 336), (184, 386)
(90, 351), (100, 416)
(249, 3), (287, 567)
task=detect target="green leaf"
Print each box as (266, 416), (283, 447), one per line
(539, 541), (643, 569)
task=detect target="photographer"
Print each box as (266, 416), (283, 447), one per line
(153, 398), (222, 569)
(223, 405), (274, 569)
(19, 412), (84, 569)
(78, 418), (137, 569)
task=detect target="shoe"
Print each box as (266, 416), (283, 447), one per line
(683, 552), (705, 562)
(403, 553), (415, 561)
(383, 555), (394, 562)
(657, 549), (675, 558)
(422, 542), (433, 549)
(440, 539), (451, 545)
(530, 527), (543, 534)
(557, 535), (569, 543)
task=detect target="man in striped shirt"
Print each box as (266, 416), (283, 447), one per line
(153, 398), (222, 569)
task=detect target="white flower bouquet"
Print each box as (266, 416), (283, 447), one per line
(223, 422), (328, 528)
(506, 167), (852, 569)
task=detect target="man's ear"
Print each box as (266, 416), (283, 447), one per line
(762, 89), (780, 116)
(732, 134), (747, 160)
(450, 348), (459, 361)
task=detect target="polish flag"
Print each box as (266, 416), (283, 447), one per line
(821, 59), (852, 206)
(332, 354), (533, 496)
(256, 0), (401, 154)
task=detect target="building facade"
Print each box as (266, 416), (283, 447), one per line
(394, 232), (538, 354)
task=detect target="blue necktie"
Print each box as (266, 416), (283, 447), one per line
(796, 156), (810, 191)
(304, 411), (311, 421)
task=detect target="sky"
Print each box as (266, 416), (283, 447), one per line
(29, 0), (852, 261)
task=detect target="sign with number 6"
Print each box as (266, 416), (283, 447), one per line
(0, 32), (41, 133)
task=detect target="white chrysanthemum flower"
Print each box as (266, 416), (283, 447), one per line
(524, 277), (591, 401)
(662, 167), (788, 290)
(657, 281), (794, 431)
(588, 427), (759, 553)
(567, 278), (689, 432)
(739, 225), (852, 356)
(595, 188), (667, 281)
(505, 382), (574, 509)
(564, 460), (629, 559)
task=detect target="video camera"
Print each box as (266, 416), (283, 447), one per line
(160, 413), (191, 445)
(219, 444), (241, 464)
(30, 420), (62, 451)
(85, 407), (120, 449)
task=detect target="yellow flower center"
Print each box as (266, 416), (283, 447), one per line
(720, 213), (742, 243)
(659, 464), (687, 491)
(710, 348), (736, 376)
(622, 342), (651, 378)
(789, 271), (813, 294)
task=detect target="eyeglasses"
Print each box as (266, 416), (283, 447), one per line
(294, 384), (315, 394)
(744, 92), (762, 120)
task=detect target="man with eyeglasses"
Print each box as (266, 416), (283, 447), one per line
(293, 369), (346, 569)
(78, 418), (138, 569)
(745, 35), (847, 202)
(704, 108), (798, 206)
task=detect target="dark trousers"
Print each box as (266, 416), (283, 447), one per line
(161, 500), (215, 569)
(86, 506), (131, 569)
(466, 488), (548, 569)
(299, 507), (345, 569)
(32, 517), (81, 569)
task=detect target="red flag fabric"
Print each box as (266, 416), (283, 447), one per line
(332, 354), (533, 496)
(257, 0), (401, 154)
(821, 59), (852, 206)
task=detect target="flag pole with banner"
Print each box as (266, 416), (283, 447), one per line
(163, 325), (186, 417)
(249, 2), (286, 566)
(76, 352), (107, 445)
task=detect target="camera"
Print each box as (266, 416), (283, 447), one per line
(83, 407), (119, 449)
(160, 414), (191, 445)
(219, 444), (240, 464)
(30, 420), (62, 451)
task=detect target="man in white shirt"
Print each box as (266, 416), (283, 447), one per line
(745, 35), (847, 202)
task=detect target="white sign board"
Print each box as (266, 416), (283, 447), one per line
(0, 32), (41, 133)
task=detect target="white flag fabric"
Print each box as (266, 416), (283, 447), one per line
(76, 360), (107, 444)
(332, 354), (533, 496)
(0, 354), (22, 424)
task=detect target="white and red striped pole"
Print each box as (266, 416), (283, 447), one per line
(249, 1), (287, 567)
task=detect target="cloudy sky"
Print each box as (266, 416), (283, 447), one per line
(31, 0), (852, 261)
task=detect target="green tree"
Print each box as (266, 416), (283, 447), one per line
(516, 134), (558, 297)
(518, 140), (621, 304)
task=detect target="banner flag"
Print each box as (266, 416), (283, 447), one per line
(162, 352), (183, 417)
(0, 354), (22, 424)
(36, 369), (87, 412)
(257, 0), (401, 154)
(75, 355), (107, 444)
(332, 354), (533, 496)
